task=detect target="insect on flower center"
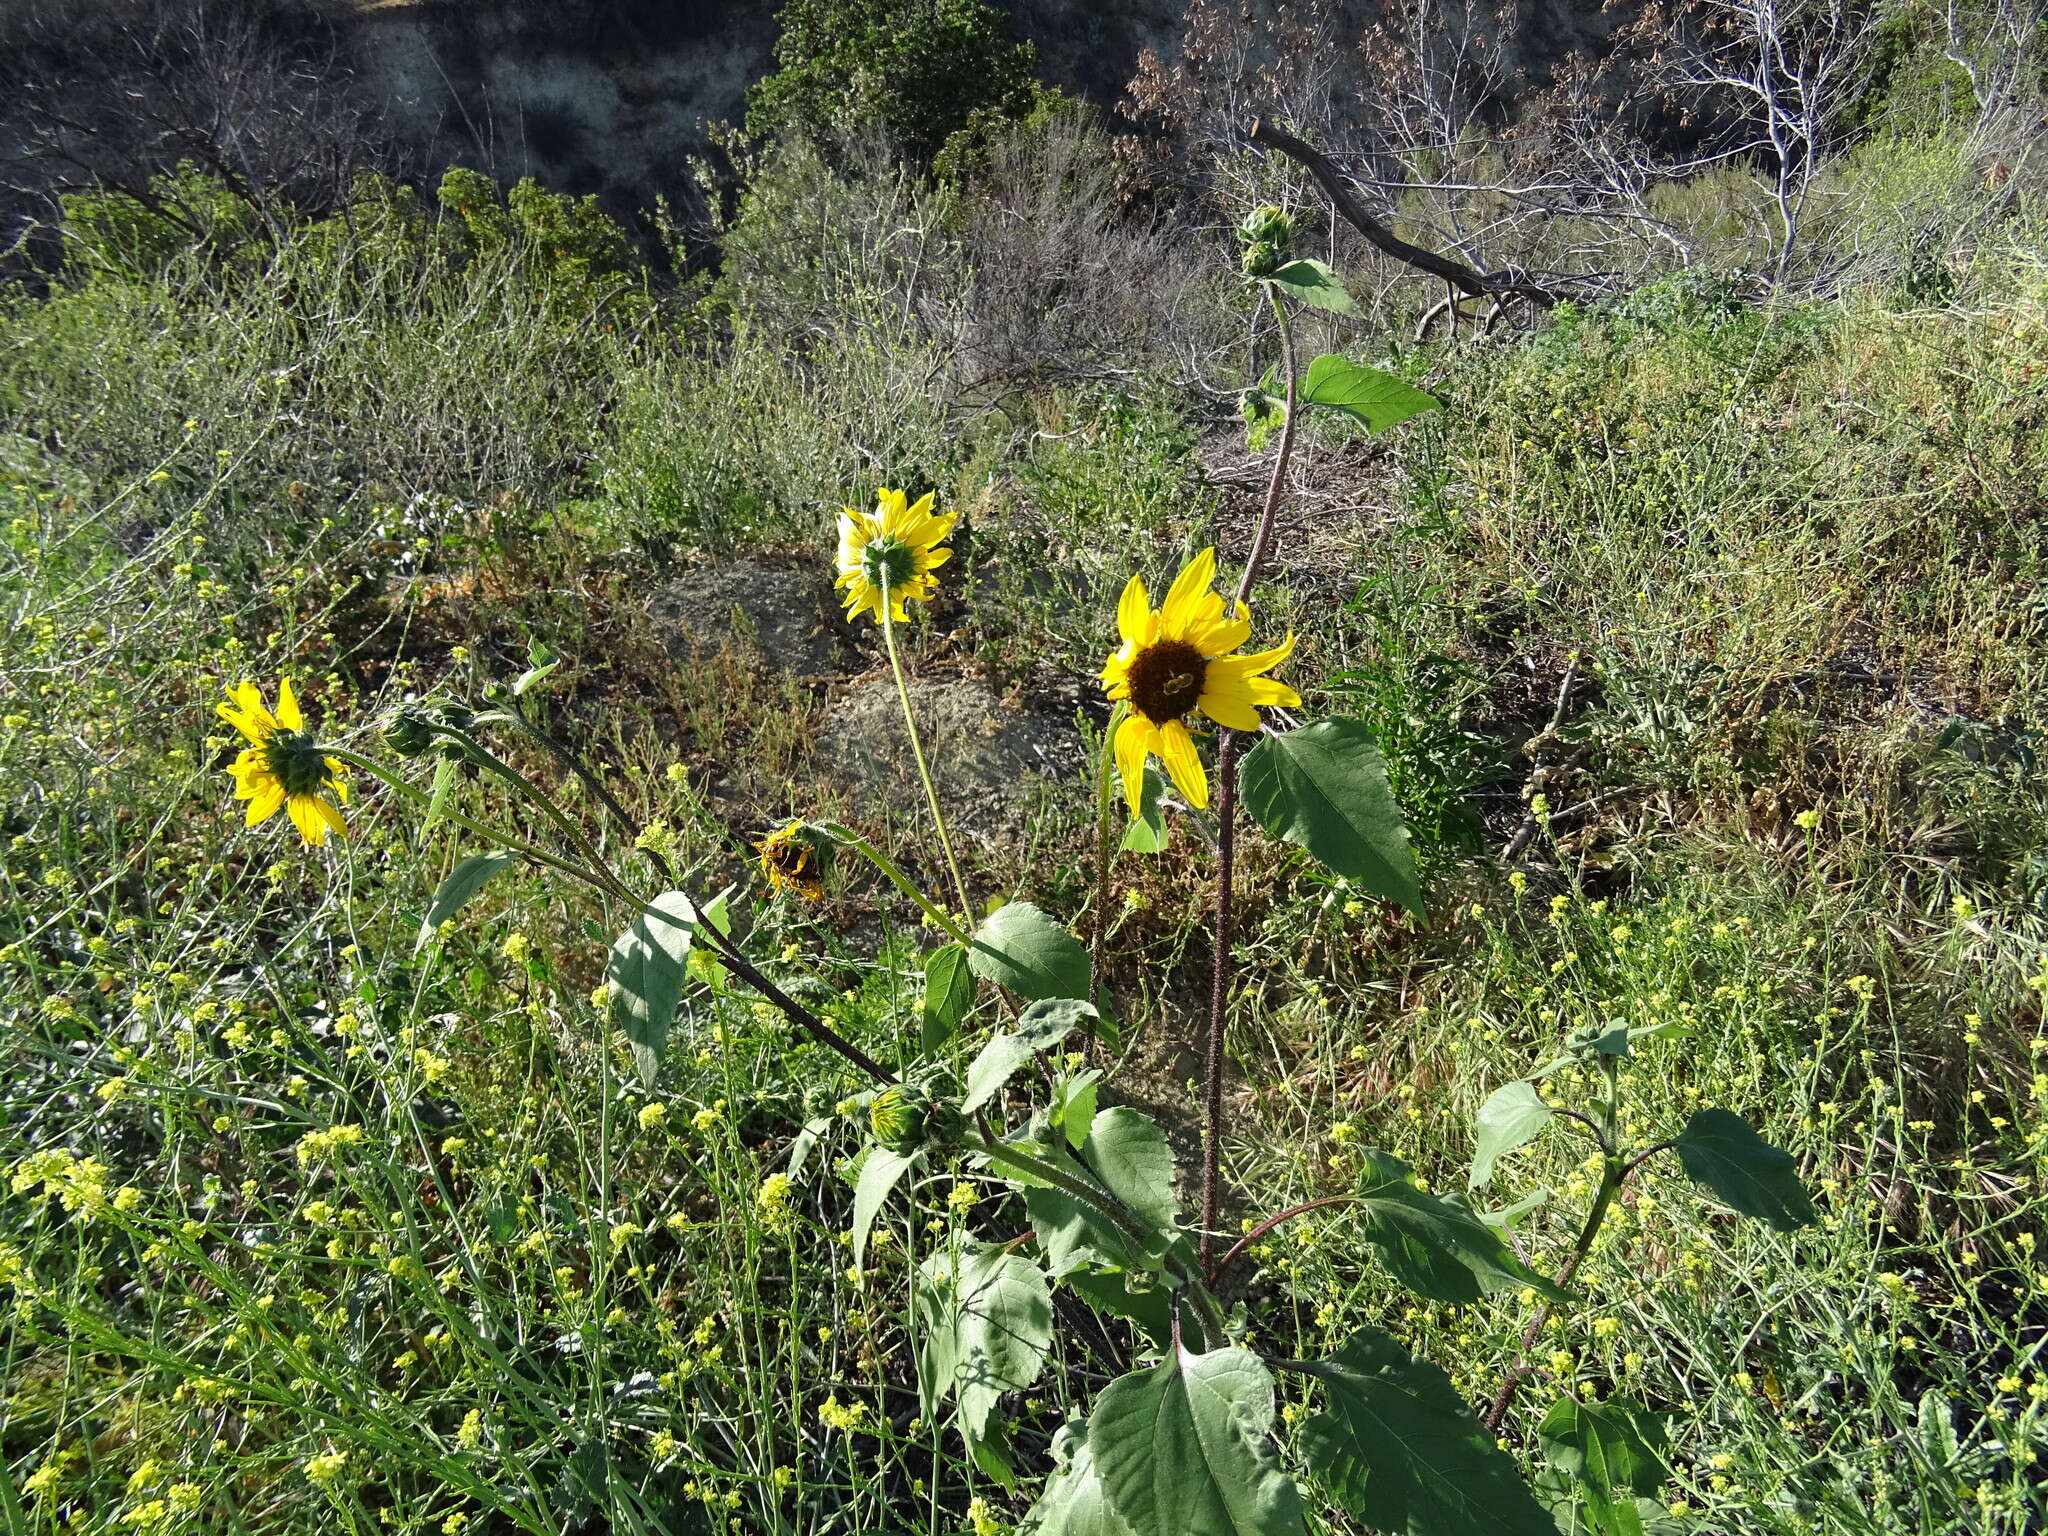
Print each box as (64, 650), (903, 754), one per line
(1125, 639), (1208, 725)
(860, 535), (918, 595)
(261, 730), (333, 798)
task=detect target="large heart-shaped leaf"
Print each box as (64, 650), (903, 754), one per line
(1025, 1423), (1133, 1536)
(1267, 258), (1358, 316)
(920, 1244), (1053, 1442)
(1298, 354), (1441, 434)
(969, 902), (1091, 1001)
(1240, 719), (1421, 916)
(1354, 1150), (1569, 1303)
(1469, 1082), (1552, 1189)
(1083, 1107), (1179, 1241)
(1299, 1326), (1554, 1536)
(1091, 1346), (1302, 1536)
(417, 849), (518, 951)
(606, 892), (696, 1087)
(1672, 1109), (1816, 1231)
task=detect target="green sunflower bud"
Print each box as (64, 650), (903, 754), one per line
(869, 1086), (928, 1156)
(1238, 204), (1295, 250)
(1241, 240), (1285, 279)
(383, 709), (435, 758)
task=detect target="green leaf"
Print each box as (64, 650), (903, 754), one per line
(852, 1146), (917, 1271)
(920, 1244), (1053, 1442)
(1024, 1175), (1146, 1277)
(512, 636), (560, 696)
(1018, 997), (1099, 1051)
(921, 943), (975, 1053)
(1091, 1345), (1302, 1536)
(1240, 719), (1422, 916)
(1063, 1268), (1176, 1350)
(968, 902), (1092, 1001)
(1267, 257), (1358, 316)
(1672, 1109), (1816, 1231)
(421, 753), (457, 834)
(1469, 1082), (1553, 1189)
(1298, 354), (1441, 434)
(416, 849), (519, 951)
(605, 892), (696, 1087)
(1354, 1150), (1570, 1303)
(1052, 1069), (1102, 1151)
(1025, 1424), (1133, 1536)
(1299, 1326), (1555, 1536)
(1120, 763), (1170, 854)
(963, 1032), (1037, 1116)
(685, 885), (733, 989)
(1084, 1108), (1179, 1244)
(1536, 1396), (1670, 1504)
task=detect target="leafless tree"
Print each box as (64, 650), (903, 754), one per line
(0, 0), (390, 259)
(1637, 0), (1900, 285)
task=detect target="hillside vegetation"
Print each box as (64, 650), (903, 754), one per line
(3, 14), (2048, 1534)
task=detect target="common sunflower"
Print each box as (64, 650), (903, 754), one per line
(1100, 547), (1299, 814)
(756, 822), (825, 901)
(835, 488), (954, 625)
(218, 679), (350, 846)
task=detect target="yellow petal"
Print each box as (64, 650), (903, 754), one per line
(324, 760), (351, 804)
(1159, 548), (1218, 635)
(287, 795), (338, 846)
(1155, 720), (1208, 809)
(1197, 676), (1262, 732)
(1100, 643), (1135, 694)
(1115, 573), (1151, 647)
(1115, 715), (1155, 817)
(245, 782), (285, 828)
(1191, 610), (1253, 659)
(274, 678), (303, 732)
(1243, 675), (1302, 710)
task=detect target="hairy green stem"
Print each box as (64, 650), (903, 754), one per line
(880, 602), (974, 926)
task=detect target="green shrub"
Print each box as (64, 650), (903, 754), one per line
(745, 0), (1039, 163)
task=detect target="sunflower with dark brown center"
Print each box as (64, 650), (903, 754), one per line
(1099, 547), (1299, 814)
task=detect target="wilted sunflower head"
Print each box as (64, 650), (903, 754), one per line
(756, 821), (827, 900)
(217, 679), (351, 847)
(1100, 547), (1300, 815)
(834, 488), (954, 625)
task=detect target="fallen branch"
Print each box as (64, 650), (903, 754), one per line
(1247, 118), (1573, 308)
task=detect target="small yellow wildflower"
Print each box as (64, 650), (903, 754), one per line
(835, 487), (954, 624)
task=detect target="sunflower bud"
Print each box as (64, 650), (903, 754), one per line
(1238, 204), (1296, 251)
(1241, 240), (1286, 279)
(383, 709), (435, 758)
(869, 1086), (928, 1156)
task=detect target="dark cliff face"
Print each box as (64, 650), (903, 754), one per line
(3, 0), (1627, 232)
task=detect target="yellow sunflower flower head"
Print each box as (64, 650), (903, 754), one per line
(835, 487), (954, 625)
(217, 679), (350, 847)
(1100, 547), (1300, 815)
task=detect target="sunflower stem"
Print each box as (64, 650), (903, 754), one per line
(812, 820), (971, 943)
(1200, 285), (1300, 1265)
(879, 601), (975, 928)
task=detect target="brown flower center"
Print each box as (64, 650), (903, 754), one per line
(1125, 639), (1207, 725)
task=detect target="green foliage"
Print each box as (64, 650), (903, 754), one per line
(1089, 1348), (1303, 1536)
(1239, 718), (1423, 914)
(967, 900), (1092, 1000)
(746, 0), (1039, 163)
(605, 892), (698, 1086)
(1671, 1109), (1819, 1233)
(1300, 1328), (1556, 1536)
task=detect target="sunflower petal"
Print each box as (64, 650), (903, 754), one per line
(1159, 548), (1218, 635)
(287, 795), (331, 846)
(1115, 573), (1153, 648)
(1154, 720), (1209, 809)
(1114, 715), (1155, 817)
(1197, 679), (1262, 731)
(245, 782), (285, 828)
(274, 678), (304, 732)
